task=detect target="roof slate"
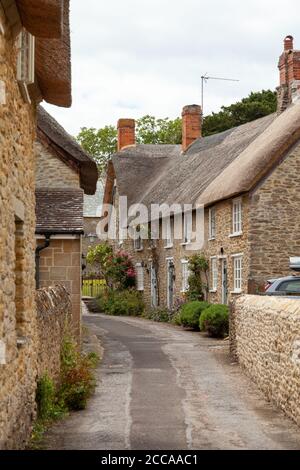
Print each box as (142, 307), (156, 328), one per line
(35, 188), (84, 234)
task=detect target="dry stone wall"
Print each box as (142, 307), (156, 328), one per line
(231, 295), (300, 426)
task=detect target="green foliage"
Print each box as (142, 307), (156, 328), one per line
(143, 307), (172, 323)
(187, 254), (209, 301)
(36, 374), (65, 422)
(135, 115), (182, 144)
(87, 244), (136, 290)
(59, 334), (97, 411)
(98, 289), (144, 317)
(199, 304), (229, 338)
(179, 301), (211, 330)
(77, 126), (117, 175)
(202, 90), (277, 137)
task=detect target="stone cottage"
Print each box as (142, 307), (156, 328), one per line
(0, 0), (72, 449)
(35, 106), (98, 338)
(102, 36), (300, 310)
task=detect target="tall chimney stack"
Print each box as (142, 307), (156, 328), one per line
(277, 35), (300, 113)
(117, 119), (135, 151)
(181, 105), (202, 152)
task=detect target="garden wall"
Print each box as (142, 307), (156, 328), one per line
(230, 295), (300, 426)
(36, 285), (72, 383)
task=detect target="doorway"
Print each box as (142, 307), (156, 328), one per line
(222, 258), (228, 305)
(167, 258), (175, 309)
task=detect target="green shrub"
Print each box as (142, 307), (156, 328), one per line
(58, 334), (97, 411)
(100, 289), (144, 316)
(199, 304), (229, 338)
(179, 301), (211, 329)
(143, 308), (171, 323)
(36, 374), (65, 422)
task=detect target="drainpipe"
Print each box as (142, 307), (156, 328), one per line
(35, 234), (52, 289)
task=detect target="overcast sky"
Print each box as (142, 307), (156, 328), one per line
(44, 0), (299, 136)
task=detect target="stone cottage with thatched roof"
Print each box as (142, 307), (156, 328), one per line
(102, 36), (300, 310)
(0, 0), (72, 449)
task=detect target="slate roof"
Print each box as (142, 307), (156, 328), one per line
(35, 188), (84, 234)
(109, 104), (300, 215)
(37, 106), (98, 195)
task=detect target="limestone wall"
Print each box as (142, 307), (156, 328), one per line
(231, 295), (300, 426)
(36, 285), (72, 382)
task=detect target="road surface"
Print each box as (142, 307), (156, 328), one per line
(45, 311), (300, 450)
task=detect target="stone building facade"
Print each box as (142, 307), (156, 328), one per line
(103, 37), (300, 311)
(0, 0), (72, 450)
(35, 107), (98, 338)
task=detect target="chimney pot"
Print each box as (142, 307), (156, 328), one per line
(284, 35), (294, 51)
(117, 118), (135, 151)
(181, 104), (202, 152)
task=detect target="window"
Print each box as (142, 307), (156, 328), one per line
(277, 280), (300, 293)
(164, 219), (173, 248)
(233, 256), (243, 292)
(14, 217), (25, 335)
(183, 212), (192, 244)
(136, 263), (144, 291)
(17, 29), (35, 102)
(209, 207), (216, 239)
(134, 234), (143, 251)
(211, 257), (218, 291)
(232, 198), (242, 235)
(181, 260), (190, 292)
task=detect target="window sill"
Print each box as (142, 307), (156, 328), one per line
(17, 336), (29, 349)
(137, 289), (144, 292)
(134, 248), (144, 252)
(181, 290), (188, 293)
(230, 290), (242, 294)
(180, 241), (191, 246)
(164, 244), (173, 249)
(208, 237), (216, 242)
(229, 232), (243, 238)
(209, 289), (217, 293)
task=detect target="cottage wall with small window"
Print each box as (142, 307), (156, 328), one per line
(0, 10), (37, 449)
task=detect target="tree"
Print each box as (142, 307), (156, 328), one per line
(202, 89), (277, 136)
(76, 90), (277, 173)
(77, 125), (117, 175)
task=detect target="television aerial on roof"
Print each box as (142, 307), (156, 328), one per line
(201, 74), (239, 116)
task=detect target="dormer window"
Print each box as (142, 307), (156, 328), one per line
(17, 29), (35, 103)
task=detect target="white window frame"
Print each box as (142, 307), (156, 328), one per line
(17, 29), (35, 103)
(209, 206), (216, 240)
(181, 212), (192, 246)
(230, 198), (242, 236)
(232, 254), (243, 293)
(164, 218), (173, 249)
(135, 263), (144, 291)
(181, 259), (190, 293)
(210, 256), (218, 292)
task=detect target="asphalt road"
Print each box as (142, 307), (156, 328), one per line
(45, 312), (300, 450)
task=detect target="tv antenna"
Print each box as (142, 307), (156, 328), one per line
(201, 74), (239, 115)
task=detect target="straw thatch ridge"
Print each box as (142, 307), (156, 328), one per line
(16, 0), (63, 38)
(106, 104), (300, 220)
(37, 106), (98, 195)
(35, 0), (71, 107)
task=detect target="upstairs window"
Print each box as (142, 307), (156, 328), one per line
(209, 207), (216, 239)
(164, 218), (173, 248)
(17, 29), (35, 102)
(232, 198), (242, 235)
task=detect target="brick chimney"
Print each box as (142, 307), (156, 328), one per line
(181, 105), (202, 152)
(277, 35), (300, 113)
(117, 119), (135, 151)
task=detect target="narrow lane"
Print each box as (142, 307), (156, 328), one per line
(45, 313), (300, 450)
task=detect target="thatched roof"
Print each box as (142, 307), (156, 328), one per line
(107, 104), (300, 216)
(37, 106), (98, 195)
(36, 188), (84, 234)
(2, 0), (71, 107)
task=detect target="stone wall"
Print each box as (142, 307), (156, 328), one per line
(231, 295), (300, 426)
(36, 285), (72, 382)
(248, 142), (300, 292)
(0, 9), (37, 450)
(37, 238), (82, 339)
(35, 140), (80, 188)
